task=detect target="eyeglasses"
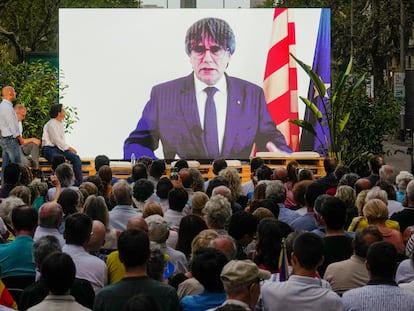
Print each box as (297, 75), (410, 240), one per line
(191, 45), (228, 58)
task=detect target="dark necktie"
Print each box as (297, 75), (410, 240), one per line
(203, 87), (219, 159)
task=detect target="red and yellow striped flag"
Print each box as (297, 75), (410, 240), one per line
(263, 8), (299, 151)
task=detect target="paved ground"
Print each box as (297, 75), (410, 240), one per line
(383, 135), (414, 174)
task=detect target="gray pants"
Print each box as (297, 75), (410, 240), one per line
(20, 142), (40, 169)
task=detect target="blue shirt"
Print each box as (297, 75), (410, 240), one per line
(181, 291), (226, 311)
(0, 235), (36, 278)
(277, 204), (300, 226)
(290, 213), (318, 231)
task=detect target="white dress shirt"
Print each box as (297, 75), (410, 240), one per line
(42, 118), (69, 151)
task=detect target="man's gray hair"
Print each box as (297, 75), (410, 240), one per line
(396, 171), (414, 192)
(33, 235), (62, 267)
(379, 165), (396, 184)
(203, 195), (232, 229)
(112, 179), (132, 205)
(365, 186), (388, 204)
(406, 179), (414, 202)
(265, 180), (286, 203)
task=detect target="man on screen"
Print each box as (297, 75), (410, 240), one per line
(124, 17), (291, 160)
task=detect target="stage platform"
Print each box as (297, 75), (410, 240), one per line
(10, 153), (326, 184)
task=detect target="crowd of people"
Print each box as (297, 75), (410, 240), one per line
(0, 149), (413, 311)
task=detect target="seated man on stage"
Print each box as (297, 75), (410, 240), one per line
(124, 17), (291, 160)
(42, 104), (82, 185)
(14, 104), (41, 173)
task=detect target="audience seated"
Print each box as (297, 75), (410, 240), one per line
(202, 195), (232, 234)
(164, 187), (188, 230)
(33, 202), (65, 247)
(227, 211), (258, 260)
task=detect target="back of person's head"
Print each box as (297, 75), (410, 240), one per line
(191, 191), (209, 214)
(98, 165), (113, 184)
(168, 187), (188, 212)
(190, 229), (220, 260)
(0, 197), (24, 228)
(42, 252), (76, 295)
(209, 235), (237, 261)
(79, 181), (98, 196)
(122, 294), (162, 311)
(176, 215), (208, 257)
(255, 218), (293, 271)
(133, 179), (154, 202)
(407, 179), (414, 203)
(112, 180), (132, 205)
(147, 248), (166, 282)
(324, 157), (338, 173)
(94, 155), (110, 171)
(354, 225), (383, 258)
(265, 180), (286, 203)
(363, 199), (389, 222)
(286, 161), (299, 183)
(379, 165), (396, 184)
(137, 156), (153, 169)
(250, 157), (264, 173)
(33, 235), (61, 268)
(227, 211), (257, 241)
(335, 185), (356, 209)
(39, 202), (63, 228)
(145, 214), (169, 243)
(292, 232), (324, 270)
(206, 176), (229, 197)
(9, 185), (31, 205)
(178, 168), (193, 188)
(132, 163), (148, 181)
(57, 188), (80, 216)
(256, 165), (273, 181)
(367, 241), (398, 279)
(292, 180), (314, 207)
(319, 196), (347, 230)
(84, 195), (109, 227)
(334, 164), (350, 181)
(118, 229), (150, 268)
(272, 166), (288, 182)
(248, 198), (279, 218)
(156, 177), (174, 199)
(338, 173), (360, 188)
(149, 160), (166, 179)
(185, 17), (235, 56)
(189, 168), (205, 192)
(142, 201), (163, 218)
(11, 205), (37, 232)
(49, 104), (63, 118)
(212, 185), (233, 203)
(365, 186), (388, 205)
(87, 220), (106, 252)
(396, 171), (414, 192)
(55, 163), (75, 187)
(3, 163), (21, 185)
(213, 158), (227, 175)
(191, 247), (228, 292)
(304, 182), (325, 208)
(203, 195), (232, 229)
(377, 180), (397, 201)
(368, 155), (385, 174)
(297, 168), (314, 181)
(174, 159), (189, 171)
(64, 213), (92, 246)
(218, 167), (242, 199)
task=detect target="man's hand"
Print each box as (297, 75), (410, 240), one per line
(30, 138), (41, 146)
(16, 135), (24, 145)
(68, 147), (77, 154)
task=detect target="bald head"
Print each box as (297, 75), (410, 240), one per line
(273, 166), (288, 182)
(87, 220), (106, 252)
(209, 235), (237, 260)
(1, 86), (16, 102)
(212, 185), (233, 202)
(126, 217), (148, 234)
(355, 178), (372, 194)
(179, 168), (193, 188)
(39, 202), (63, 228)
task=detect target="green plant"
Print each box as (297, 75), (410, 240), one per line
(0, 60), (78, 139)
(289, 55), (366, 163)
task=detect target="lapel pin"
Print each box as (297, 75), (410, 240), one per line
(237, 100), (241, 105)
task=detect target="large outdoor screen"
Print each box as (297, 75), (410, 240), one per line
(59, 8), (329, 160)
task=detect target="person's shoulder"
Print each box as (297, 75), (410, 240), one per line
(226, 75), (263, 91)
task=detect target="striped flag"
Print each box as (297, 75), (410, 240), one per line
(263, 8), (299, 152)
(278, 238), (289, 281)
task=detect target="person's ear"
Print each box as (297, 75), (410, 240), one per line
(316, 256), (325, 268)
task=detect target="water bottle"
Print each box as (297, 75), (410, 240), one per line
(130, 153), (136, 166)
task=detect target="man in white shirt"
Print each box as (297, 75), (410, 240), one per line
(42, 104), (82, 185)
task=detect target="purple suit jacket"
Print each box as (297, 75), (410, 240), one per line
(124, 73), (290, 160)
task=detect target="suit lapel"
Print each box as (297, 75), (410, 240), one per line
(221, 75), (246, 158)
(178, 74), (208, 156)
